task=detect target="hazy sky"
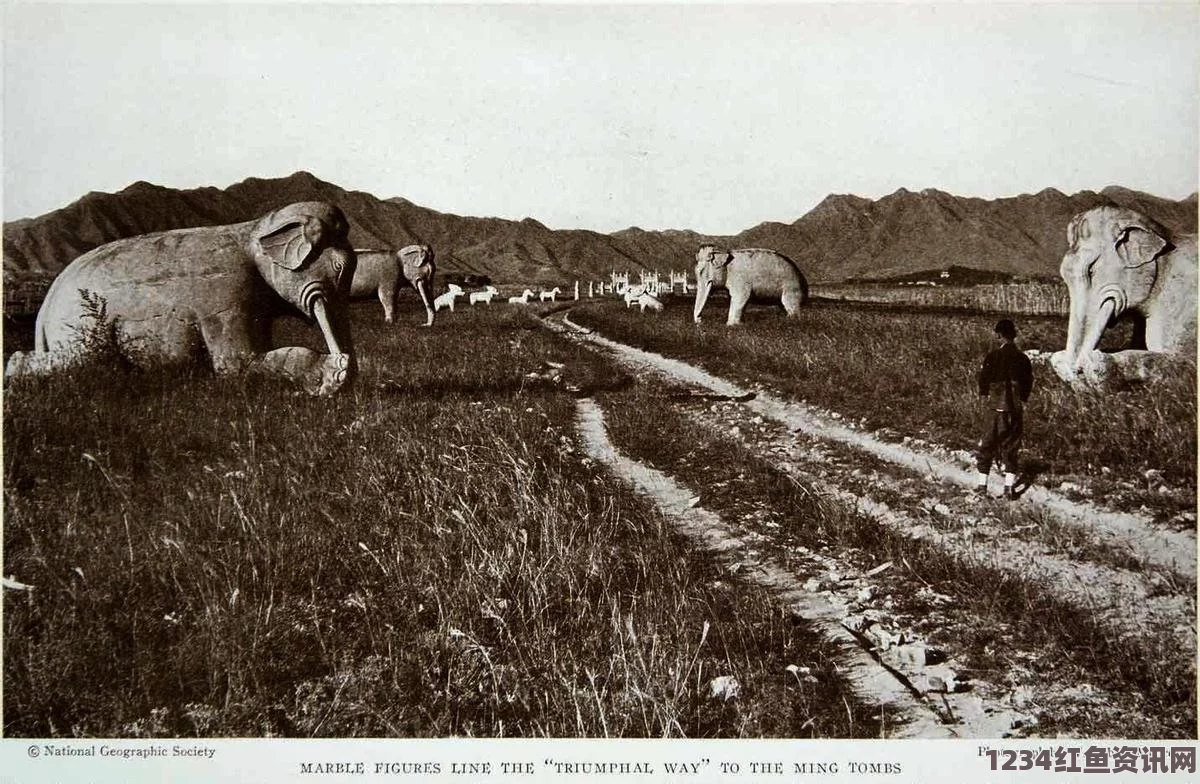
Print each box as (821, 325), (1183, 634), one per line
(4, 2), (1197, 234)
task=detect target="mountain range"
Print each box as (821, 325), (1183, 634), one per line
(4, 172), (1196, 290)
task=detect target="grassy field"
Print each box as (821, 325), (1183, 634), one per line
(3, 301), (879, 737)
(570, 296), (1196, 515)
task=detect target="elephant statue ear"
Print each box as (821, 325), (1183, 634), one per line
(256, 217), (322, 271)
(1114, 219), (1171, 269)
(716, 250), (734, 267)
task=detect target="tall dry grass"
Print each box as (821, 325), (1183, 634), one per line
(4, 301), (874, 737)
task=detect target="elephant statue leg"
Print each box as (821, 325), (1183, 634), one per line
(727, 286), (751, 325)
(781, 288), (803, 317)
(378, 283), (397, 324)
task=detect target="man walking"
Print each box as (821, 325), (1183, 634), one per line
(974, 319), (1033, 499)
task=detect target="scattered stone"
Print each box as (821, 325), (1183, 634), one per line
(3, 575), (33, 591)
(1144, 468), (1164, 485)
(709, 675), (740, 701)
(932, 503), (951, 516)
(924, 675), (948, 693)
(856, 585), (877, 603)
(864, 625), (903, 651)
(1011, 715), (1039, 730)
(1058, 481), (1082, 493)
(841, 614), (871, 633)
(893, 643), (935, 667)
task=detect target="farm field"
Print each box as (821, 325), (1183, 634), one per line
(811, 282), (1070, 316)
(4, 292), (1196, 738)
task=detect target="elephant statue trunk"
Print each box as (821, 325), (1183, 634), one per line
(1062, 284), (1121, 370)
(1050, 206), (1197, 386)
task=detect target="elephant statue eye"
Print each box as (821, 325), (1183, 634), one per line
(1085, 256), (1099, 281)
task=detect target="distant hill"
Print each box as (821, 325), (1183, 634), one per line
(4, 172), (1195, 292)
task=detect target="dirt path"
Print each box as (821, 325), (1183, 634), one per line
(576, 397), (1021, 738)
(558, 313), (1196, 582)
(547, 309), (1195, 737)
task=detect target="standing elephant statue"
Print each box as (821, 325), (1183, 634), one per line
(350, 244), (435, 326)
(5, 201), (358, 396)
(1049, 206), (1197, 386)
(693, 245), (809, 325)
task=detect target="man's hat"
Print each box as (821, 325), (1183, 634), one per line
(994, 319), (1017, 339)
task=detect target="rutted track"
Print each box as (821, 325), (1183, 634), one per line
(555, 312), (1196, 582)
(543, 307), (1195, 737)
(576, 398), (998, 738)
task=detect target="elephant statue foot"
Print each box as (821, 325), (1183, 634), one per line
(5, 348), (83, 378)
(252, 348), (353, 397)
(1050, 348), (1188, 388)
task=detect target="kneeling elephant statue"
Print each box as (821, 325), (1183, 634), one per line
(1050, 206), (1196, 386)
(693, 245), (809, 325)
(6, 201), (359, 396)
(350, 244), (436, 326)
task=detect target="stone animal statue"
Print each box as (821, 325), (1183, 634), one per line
(507, 289), (535, 305)
(433, 283), (465, 312)
(539, 287), (562, 302)
(1049, 206), (1197, 385)
(636, 291), (664, 313)
(469, 286), (499, 305)
(693, 245), (809, 325)
(350, 244), (435, 326)
(5, 202), (358, 396)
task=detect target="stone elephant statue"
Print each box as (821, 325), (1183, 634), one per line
(350, 244), (435, 326)
(693, 245), (809, 325)
(5, 201), (358, 396)
(1049, 206), (1197, 386)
